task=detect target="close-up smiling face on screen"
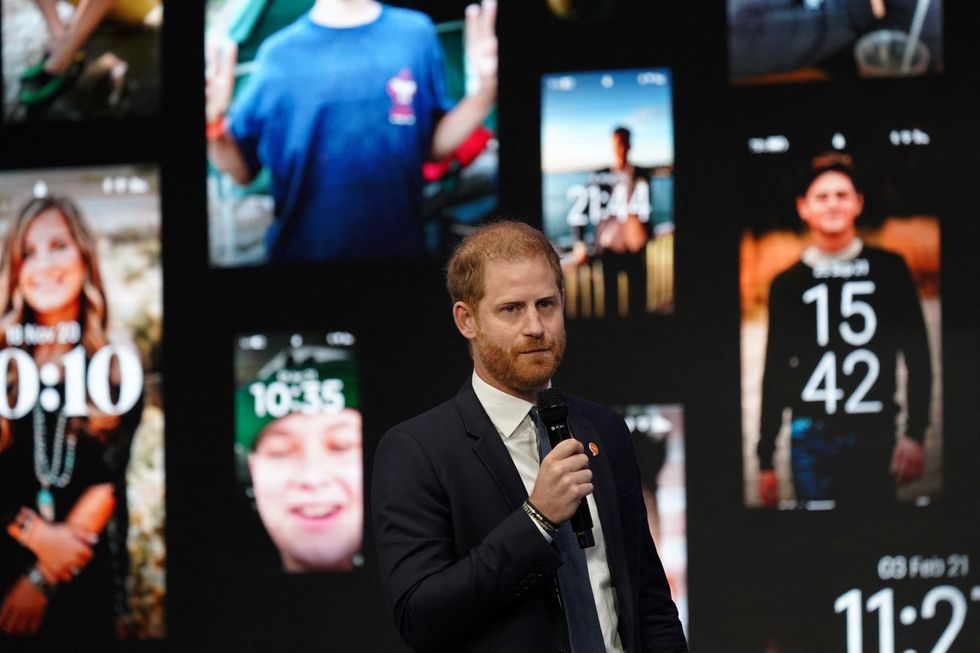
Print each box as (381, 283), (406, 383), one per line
(17, 204), (90, 320)
(234, 335), (363, 575)
(247, 408), (363, 573)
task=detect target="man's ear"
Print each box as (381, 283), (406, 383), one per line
(453, 301), (478, 340)
(795, 195), (807, 220)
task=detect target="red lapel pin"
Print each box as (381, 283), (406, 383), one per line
(588, 442), (599, 457)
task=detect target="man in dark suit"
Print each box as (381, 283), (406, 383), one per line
(372, 221), (687, 652)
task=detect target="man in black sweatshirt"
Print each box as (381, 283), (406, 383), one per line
(757, 153), (932, 507)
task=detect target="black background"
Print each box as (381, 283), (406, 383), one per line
(2, 0), (979, 650)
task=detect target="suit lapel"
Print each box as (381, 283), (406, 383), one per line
(455, 381), (529, 510)
(568, 407), (636, 650)
(457, 382), (639, 646)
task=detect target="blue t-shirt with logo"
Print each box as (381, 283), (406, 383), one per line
(229, 6), (450, 262)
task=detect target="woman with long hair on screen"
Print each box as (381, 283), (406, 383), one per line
(0, 196), (141, 646)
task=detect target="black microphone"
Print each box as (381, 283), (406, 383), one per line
(536, 388), (595, 549)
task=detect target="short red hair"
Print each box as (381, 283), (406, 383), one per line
(445, 221), (563, 307)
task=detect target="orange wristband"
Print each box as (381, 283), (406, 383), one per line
(206, 115), (228, 141)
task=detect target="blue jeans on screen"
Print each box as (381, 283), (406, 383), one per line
(790, 417), (893, 505)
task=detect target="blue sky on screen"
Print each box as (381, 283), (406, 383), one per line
(541, 68), (674, 174)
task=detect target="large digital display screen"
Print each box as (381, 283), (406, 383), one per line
(0, 165), (163, 643)
(541, 67), (674, 319)
(234, 330), (362, 574)
(205, 0), (499, 266)
(2, 0), (162, 121)
(739, 125), (942, 511)
(728, 0), (944, 84)
(715, 118), (980, 653)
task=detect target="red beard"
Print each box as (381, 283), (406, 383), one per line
(474, 329), (566, 397)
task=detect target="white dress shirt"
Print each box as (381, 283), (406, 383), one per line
(471, 371), (624, 653)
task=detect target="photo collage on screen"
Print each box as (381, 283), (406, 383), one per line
(4, 1), (978, 651)
(204, 0), (499, 267)
(0, 165), (164, 642)
(541, 67), (674, 319)
(738, 121), (943, 512)
(233, 330), (362, 575)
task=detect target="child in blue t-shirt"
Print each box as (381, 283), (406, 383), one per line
(206, 0), (498, 263)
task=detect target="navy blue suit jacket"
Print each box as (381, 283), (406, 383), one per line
(372, 380), (687, 652)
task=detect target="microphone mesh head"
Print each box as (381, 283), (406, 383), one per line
(538, 388), (565, 410)
(536, 389), (568, 424)
(536, 388), (565, 410)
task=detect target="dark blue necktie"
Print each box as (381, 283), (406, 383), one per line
(530, 408), (606, 653)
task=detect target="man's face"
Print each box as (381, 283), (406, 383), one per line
(796, 170), (863, 244)
(613, 133), (630, 170)
(463, 255), (566, 400)
(248, 409), (363, 572)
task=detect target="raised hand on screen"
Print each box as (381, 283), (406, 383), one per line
(465, 0), (498, 95)
(205, 38), (238, 124)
